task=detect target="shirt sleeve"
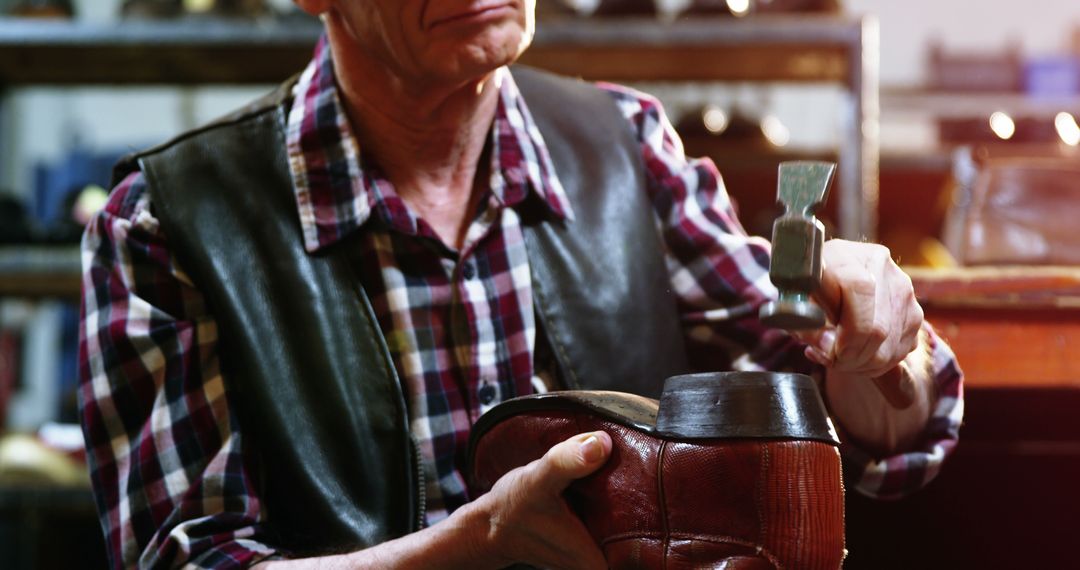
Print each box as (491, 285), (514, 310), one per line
(598, 82), (965, 500)
(79, 171), (278, 569)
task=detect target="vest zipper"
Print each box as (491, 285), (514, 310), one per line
(410, 433), (427, 530)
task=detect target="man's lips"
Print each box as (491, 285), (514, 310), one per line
(427, 2), (515, 29)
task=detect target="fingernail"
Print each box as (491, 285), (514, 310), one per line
(817, 329), (836, 357)
(805, 346), (829, 366)
(579, 435), (602, 463)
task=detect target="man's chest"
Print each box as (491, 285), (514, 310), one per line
(357, 204), (546, 419)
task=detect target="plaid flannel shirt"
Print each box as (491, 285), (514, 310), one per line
(79, 38), (964, 569)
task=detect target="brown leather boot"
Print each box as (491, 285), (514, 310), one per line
(469, 372), (845, 570)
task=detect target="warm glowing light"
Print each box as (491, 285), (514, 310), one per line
(73, 184), (110, 225)
(703, 106), (729, 134)
(989, 111), (1016, 140)
(727, 0), (751, 17)
(564, 0), (601, 15)
(1055, 112), (1080, 146)
(183, 0), (214, 12)
(761, 115), (790, 147)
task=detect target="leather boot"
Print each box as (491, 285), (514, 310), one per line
(468, 372), (845, 570)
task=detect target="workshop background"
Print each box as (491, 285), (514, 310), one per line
(1, 0), (1078, 568)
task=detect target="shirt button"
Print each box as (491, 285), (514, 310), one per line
(478, 382), (497, 405)
(461, 262), (476, 280)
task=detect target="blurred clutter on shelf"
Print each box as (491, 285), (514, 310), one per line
(0, 0), (305, 19)
(927, 43), (1080, 146)
(550, 0), (841, 18)
(2, 0), (73, 18)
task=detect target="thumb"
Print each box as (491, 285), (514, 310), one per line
(534, 431), (612, 495)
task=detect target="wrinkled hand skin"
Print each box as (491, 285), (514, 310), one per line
(467, 431), (613, 570)
(253, 431), (613, 570)
(801, 239), (933, 455)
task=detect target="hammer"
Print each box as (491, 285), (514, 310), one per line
(760, 161), (915, 409)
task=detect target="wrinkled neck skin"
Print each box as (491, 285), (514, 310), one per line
(324, 12), (501, 249)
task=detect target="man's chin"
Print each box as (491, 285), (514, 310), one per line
(423, 28), (531, 83)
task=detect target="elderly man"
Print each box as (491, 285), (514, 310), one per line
(79, 0), (962, 568)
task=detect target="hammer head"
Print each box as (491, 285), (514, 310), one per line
(776, 161), (835, 218)
(759, 161), (836, 330)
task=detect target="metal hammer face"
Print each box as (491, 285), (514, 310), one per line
(759, 161), (836, 330)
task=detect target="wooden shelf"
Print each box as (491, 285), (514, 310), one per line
(0, 14), (879, 239)
(0, 246), (81, 300)
(0, 16), (322, 85)
(907, 266), (1080, 309)
(0, 15), (866, 85)
(909, 266), (1080, 389)
(522, 15), (864, 84)
(883, 86), (1080, 118)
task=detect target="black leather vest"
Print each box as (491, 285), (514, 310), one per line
(113, 67), (688, 556)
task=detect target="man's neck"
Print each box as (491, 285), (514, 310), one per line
(326, 17), (500, 249)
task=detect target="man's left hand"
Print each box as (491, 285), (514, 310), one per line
(800, 239), (933, 453)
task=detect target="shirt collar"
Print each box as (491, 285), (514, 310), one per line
(285, 37), (573, 253)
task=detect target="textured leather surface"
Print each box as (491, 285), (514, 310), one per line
(944, 157), (1080, 265)
(471, 393), (845, 569)
(109, 66), (689, 554)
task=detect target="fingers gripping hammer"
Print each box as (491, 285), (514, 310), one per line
(759, 161), (916, 409)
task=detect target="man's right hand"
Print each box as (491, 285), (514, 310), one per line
(463, 430), (612, 569)
(254, 430), (612, 570)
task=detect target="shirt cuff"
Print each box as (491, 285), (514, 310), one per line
(840, 323), (964, 499)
